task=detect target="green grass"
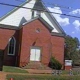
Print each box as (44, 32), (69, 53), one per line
(3, 66), (27, 73)
(62, 70), (80, 75)
(6, 74), (80, 80)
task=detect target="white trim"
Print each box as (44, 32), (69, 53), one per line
(8, 37), (16, 56)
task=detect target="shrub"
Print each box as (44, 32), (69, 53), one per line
(49, 57), (62, 70)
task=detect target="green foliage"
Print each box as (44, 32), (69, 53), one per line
(49, 57), (62, 70)
(65, 35), (80, 66)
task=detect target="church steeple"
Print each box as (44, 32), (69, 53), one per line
(31, 0), (46, 18)
(33, 0), (45, 11)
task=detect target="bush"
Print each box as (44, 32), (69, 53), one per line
(49, 57), (62, 70)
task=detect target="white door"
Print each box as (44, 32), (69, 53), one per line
(30, 47), (41, 61)
(30, 48), (35, 61)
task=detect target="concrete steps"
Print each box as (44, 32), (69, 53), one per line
(23, 61), (51, 70)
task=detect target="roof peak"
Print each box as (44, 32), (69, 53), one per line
(22, 16), (53, 32)
(33, 0), (45, 11)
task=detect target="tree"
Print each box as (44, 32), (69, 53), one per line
(64, 35), (80, 63)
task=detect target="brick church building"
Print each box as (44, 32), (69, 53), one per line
(0, 0), (65, 68)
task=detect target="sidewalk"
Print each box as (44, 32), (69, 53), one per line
(0, 72), (7, 80)
(26, 69), (53, 74)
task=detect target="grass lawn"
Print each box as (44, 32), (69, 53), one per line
(4, 66), (80, 80)
(62, 70), (77, 75)
(6, 74), (80, 80)
(3, 66), (28, 73)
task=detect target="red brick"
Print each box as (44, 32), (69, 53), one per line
(0, 28), (15, 49)
(19, 19), (65, 68)
(65, 66), (72, 70)
(51, 36), (64, 68)
(0, 19), (65, 68)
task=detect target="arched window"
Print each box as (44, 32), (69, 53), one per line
(8, 37), (16, 55)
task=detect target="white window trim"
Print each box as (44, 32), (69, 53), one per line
(8, 37), (16, 56)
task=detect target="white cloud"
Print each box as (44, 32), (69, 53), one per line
(72, 31), (75, 34)
(73, 20), (80, 31)
(48, 7), (70, 26)
(69, 9), (80, 15)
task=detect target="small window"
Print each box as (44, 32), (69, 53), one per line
(36, 28), (40, 33)
(36, 11), (41, 16)
(32, 11), (34, 19)
(31, 10), (41, 18)
(8, 37), (16, 55)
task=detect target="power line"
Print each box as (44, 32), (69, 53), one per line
(15, 0), (26, 2)
(15, 0), (74, 13)
(15, 0), (72, 13)
(0, 2), (80, 19)
(44, 2), (72, 10)
(40, 1), (73, 13)
(16, 0), (72, 10)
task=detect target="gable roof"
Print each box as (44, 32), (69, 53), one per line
(0, 0), (30, 21)
(22, 16), (53, 32)
(0, 0), (65, 35)
(0, 16), (53, 32)
(32, 0), (65, 35)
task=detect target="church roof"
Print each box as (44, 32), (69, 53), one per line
(0, 0), (65, 35)
(0, 16), (53, 32)
(22, 16), (53, 32)
(0, 0), (30, 21)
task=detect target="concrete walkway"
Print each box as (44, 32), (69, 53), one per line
(26, 69), (53, 74)
(0, 72), (7, 80)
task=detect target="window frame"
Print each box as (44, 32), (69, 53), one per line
(7, 37), (16, 56)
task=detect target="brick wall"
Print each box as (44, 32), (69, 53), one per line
(19, 19), (52, 67)
(0, 28), (15, 49)
(51, 36), (65, 68)
(65, 66), (72, 70)
(0, 28), (16, 66)
(0, 19), (65, 68)
(19, 19), (65, 68)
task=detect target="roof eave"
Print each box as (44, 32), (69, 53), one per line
(41, 1), (66, 35)
(0, 24), (19, 30)
(22, 16), (53, 32)
(51, 32), (65, 37)
(0, 0), (30, 21)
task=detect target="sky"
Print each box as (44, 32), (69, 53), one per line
(0, 0), (80, 41)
